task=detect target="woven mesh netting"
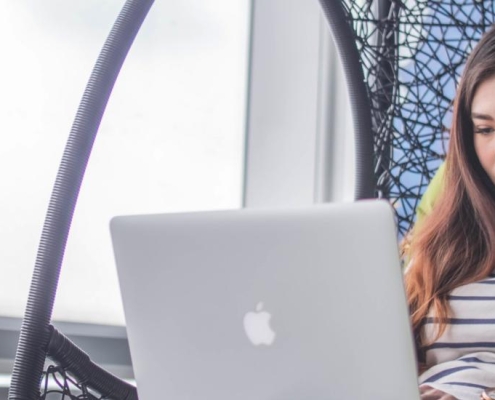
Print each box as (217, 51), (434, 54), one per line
(341, 0), (495, 236)
(40, 366), (99, 400)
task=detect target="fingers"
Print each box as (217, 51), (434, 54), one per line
(419, 385), (458, 400)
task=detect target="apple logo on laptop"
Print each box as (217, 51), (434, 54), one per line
(243, 302), (276, 346)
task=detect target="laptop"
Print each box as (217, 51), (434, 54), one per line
(110, 200), (420, 400)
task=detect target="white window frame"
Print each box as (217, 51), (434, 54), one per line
(244, 0), (354, 208)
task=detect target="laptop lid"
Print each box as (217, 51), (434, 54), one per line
(110, 200), (420, 400)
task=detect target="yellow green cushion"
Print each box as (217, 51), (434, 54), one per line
(415, 162), (445, 229)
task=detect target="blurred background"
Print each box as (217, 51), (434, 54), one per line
(0, 0), (354, 397)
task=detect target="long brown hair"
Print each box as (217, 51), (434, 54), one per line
(405, 25), (495, 353)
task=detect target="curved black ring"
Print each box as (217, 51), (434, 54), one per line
(9, 1), (373, 399)
(319, 0), (375, 199)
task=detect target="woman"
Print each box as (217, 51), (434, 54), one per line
(406, 24), (495, 400)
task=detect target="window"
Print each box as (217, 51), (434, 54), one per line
(0, 0), (250, 325)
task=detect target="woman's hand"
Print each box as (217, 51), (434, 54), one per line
(419, 385), (458, 400)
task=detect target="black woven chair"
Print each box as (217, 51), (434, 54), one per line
(343, 0), (495, 237)
(10, 0), (495, 398)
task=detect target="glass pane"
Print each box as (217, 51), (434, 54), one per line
(0, 0), (250, 325)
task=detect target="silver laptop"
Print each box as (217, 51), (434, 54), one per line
(110, 200), (420, 400)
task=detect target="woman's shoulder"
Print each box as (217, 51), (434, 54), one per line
(423, 273), (495, 365)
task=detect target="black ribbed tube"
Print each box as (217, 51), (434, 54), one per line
(318, 0), (375, 199)
(8, 1), (154, 399)
(46, 326), (138, 400)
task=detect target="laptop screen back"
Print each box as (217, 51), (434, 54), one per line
(110, 200), (419, 400)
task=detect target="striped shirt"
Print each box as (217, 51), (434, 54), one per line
(419, 273), (495, 400)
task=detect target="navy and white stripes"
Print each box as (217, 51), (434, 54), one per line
(419, 275), (495, 399)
